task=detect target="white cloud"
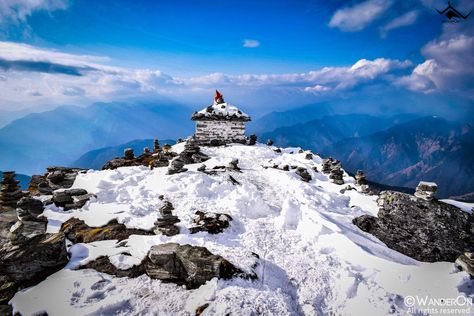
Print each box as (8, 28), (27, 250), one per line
(380, 10), (418, 38)
(396, 34), (474, 96)
(329, 0), (393, 32)
(0, 0), (68, 25)
(243, 39), (260, 48)
(0, 41), (416, 109)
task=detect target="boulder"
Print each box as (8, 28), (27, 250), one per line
(167, 157), (188, 175)
(353, 191), (474, 262)
(145, 243), (240, 288)
(60, 218), (153, 243)
(28, 167), (85, 196)
(16, 197), (44, 221)
(189, 211), (232, 234)
(52, 189), (95, 210)
(153, 201), (180, 236)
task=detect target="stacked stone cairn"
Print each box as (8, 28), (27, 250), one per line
(355, 170), (369, 193)
(414, 181), (437, 201)
(0, 172), (24, 209)
(153, 139), (160, 153)
(167, 157), (187, 175)
(153, 200), (180, 236)
(9, 196), (47, 241)
(321, 158), (333, 174)
(248, 134), (257, 146)
(329, 160), (343, 185)
(124, 148), (135, 160)
(178, 137), (209, 164)
(305, 152), (313, 160)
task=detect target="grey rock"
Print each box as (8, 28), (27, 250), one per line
(295, 167), (312, 182)
(266, 139), (274, 146)
(124, 148), (135, 160)
(414, 181), (437, 201)
(248, 134), (257, 146)
(353, 191), (474, 262)
(16, 197), (44, 220)
(455, 253), (474, 278)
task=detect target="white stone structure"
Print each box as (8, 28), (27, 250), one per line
(191, 91), (251, 145)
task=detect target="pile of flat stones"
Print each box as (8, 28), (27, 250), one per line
(321, 158), (334, 174)
(178, 137), (209, 164)
(189, 211), (233, 234)
(0, 172), (24, 209)
(50, 188), (95, 210)
(355, 170), (369, 193)
(28, 167), (85, 195)
(153, 200), (180, 236)
(329, 166), (344, 185)
(414, 181), (437, 201)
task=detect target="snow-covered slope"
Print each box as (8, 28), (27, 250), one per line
(11, 144), (472, 315)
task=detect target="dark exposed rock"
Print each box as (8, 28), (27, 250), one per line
(228, 175), (240, 185)
(79, 243), (242, 289)
(195, 303), (210, 316)
(0, 171), (24, 209)
(339, 185), (356, 194)
(124, 148), (135, 160)
(321, 158), (333, 174)
(16, 197), (44, 221)
(0, 232), (68, 305)
(355, 170), (369, 193)
(329, 166), (344, 185)
(153, 139), (161, 153)
(145, 243), (241, 288)
(28, 167), (85, 196)
(282, 165), (290, 171)
(60, 218), (152, 243)
(197, 164), (206, 172)
(455, 252), (474, 278)
(274, 148), (282, 153)
(266, 139), (274, 146)
(189, 211), (232, 234)
(295, 167), (312, 182)
(305, 153), (313, 160)
(52, 188), (95, 210)
(248, 134), (257, 146)
(353, 191), (474, 262)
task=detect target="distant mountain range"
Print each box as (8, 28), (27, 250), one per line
(0, 101), (194, 175)
(261, 114), (474, 198)
(71, 139), (175, 170)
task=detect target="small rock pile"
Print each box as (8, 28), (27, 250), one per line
(28, 167), (85, 195)
(305, 152), (313, 160)
(414, 181), (437, 201)
(10, 197), (47, 241)
(189, 211), (232, 234)
(153, 200), (180, 236)
(102, 144), (174, 170)
(329, 166), (344, 185)
(355, 170), (369, 193)
(296, 167), (312, 182)
(0, 171), (24, 209)
(178, 137), (209, 164)
(248, 134), (257, 145)
(321, 158), (333, 174)
(167, 157), (188, 175)
(266, 139), (273, 146)
(51, 188), (95, 210)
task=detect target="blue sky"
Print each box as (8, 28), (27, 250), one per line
(0, 0), (473, 116)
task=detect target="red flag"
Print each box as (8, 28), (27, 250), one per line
(214, 90), (223, 103)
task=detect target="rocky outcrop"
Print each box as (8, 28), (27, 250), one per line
(0, 172), (24, 209)
(353, 191), (474, 262)
(28, 167), (86, 196)
(0, 231), (68, 305)
(189, 211), (232, 234)
(60, 218), (153, 243)
(80, 243), (242, 289)
(102, 145), (176, 170)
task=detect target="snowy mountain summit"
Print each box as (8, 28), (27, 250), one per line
(3, 140), (473, 316)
